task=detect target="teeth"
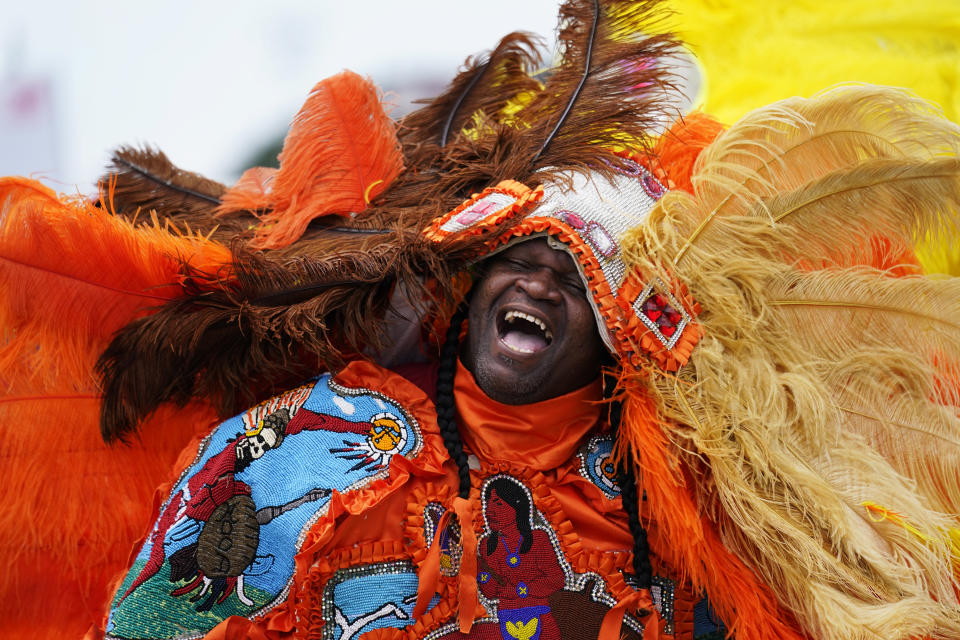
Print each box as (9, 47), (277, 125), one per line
(506, 344), (535, 354)
(504, 310), (553, 341)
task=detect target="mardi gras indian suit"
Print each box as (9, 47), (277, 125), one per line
(1, 2), (959, 640)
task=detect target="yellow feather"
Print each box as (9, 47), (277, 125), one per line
(620, 85), (960, 639)
(671, 86), (960, 265)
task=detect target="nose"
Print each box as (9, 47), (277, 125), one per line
(516, 267), (563, 303)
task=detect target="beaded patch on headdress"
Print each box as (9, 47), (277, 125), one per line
(105, 375), (424, 640)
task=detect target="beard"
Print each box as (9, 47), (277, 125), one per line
(469, 350), (550, 405)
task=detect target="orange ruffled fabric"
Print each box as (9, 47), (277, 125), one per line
(454, 359), (603, 469)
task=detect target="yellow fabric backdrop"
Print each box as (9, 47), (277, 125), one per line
(667, 0), (960, 273)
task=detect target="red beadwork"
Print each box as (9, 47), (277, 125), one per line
(557, 210), (586, 229)
(641, 290), (684, 341)
(642, 173), (665, 199)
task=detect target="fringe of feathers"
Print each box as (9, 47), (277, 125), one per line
(617, 84), (960, 640)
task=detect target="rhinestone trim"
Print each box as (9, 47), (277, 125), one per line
(630, 280), (692, 350)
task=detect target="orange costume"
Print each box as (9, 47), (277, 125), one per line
(95, 359), (719, 640)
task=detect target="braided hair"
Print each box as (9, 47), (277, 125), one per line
(436, 305), (471, 499)
(616, 449), (653, 589)
(434, 305), (652, 589)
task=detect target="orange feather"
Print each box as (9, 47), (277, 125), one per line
(0, 397), (218, 640)
(0, 177), (233, 389)
(217, 70), (404, 249)
(648, 112), (727, 194)
(218, 165), (278, 214)
(620, 381), (806, 640)
(0, 176), (231, 637)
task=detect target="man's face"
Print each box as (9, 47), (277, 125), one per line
(463, 238), (606, 404)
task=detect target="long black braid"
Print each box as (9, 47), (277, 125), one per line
(617, 456), (653, 589)
(436, 304), (471, 498)
(434, 312), (653, 588)
(606, 372), (653, 590)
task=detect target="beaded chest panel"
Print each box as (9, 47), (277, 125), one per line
(427, 473), (648, 640)
(105, 374), (423, 640)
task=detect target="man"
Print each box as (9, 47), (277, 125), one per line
(97, 106), (960, 637)
(97, 146), (746, 638)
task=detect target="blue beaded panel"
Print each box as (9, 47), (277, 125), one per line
(577, 434), (621, 498)
(322, 562), (426, 640)
(105, 374), (423, 640)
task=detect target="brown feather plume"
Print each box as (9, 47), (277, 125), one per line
(360, 0), (681, 224)
(96, 206), (527, 441)
(102, 146), (258, 241)
(399, 32), (544, 150)
(517, 0), (679, 176)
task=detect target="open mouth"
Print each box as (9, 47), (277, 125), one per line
(497, 310), (554, 354)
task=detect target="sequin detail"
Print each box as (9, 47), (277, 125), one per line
(631, 281), (692, 349)
(641, 172), (665, 199)
(577, 434), (621, 498)
(585, 221), (618, 258)
(602, 155), (645, 177)
(440, 192), (518, 233)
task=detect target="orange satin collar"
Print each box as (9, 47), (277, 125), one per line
(454, 359), (603, 470)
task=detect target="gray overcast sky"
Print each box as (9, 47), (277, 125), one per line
(2, 1), (559, 191)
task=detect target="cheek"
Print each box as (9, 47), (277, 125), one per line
(467, 278), (497, 326)
(467, 275), (511, 335)
(565, 301), (607, 364)
(569, 302), (602, 347)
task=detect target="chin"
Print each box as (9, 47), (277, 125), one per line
(472, 355), (552, 405)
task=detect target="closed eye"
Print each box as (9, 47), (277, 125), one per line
(564, 277), (586, 294)
(504, 258), (533, 271)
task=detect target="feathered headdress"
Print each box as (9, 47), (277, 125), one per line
(89, 0), (682, 442)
